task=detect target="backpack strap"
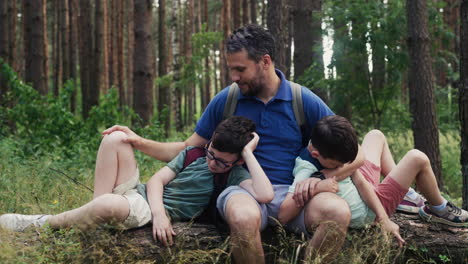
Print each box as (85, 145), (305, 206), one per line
(181, 147), (205, 172)
(290, 81), (305, 128)
(222, 83), (240, 120)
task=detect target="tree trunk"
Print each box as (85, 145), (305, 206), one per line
(232, 0), (240, 29)
(186, 0), (195, 125)
(292, 0), (326, 102)
(133, 0), (154, 125)
(0, 1), (8, 104)
(242, 0), (249, 25)
(203, 0), (211, 110)
(53, 0), (62, 96)
(158, 0), (170, 133)
(78, 0), (93, 118)
(126, 0), (134, 108)
(61, 0), (70, 84)
(460, 0), (468, 210)
(170, 0), (181, 133)
(69, 0), (78, 113)
(220, 0), (231, 89)
(117, 0), (125, 107)
(250, 0), (257, 24)
(407, 0), (443, 187)
(267, 0), (289, 74)
(23, 0), (48, 95)
(94, 0), (109, 98)
(6, 0), (17, 71)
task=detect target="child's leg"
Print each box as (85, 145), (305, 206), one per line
(93, 131), (137, 198)
(361, 130), (396, 178)
(48, 193), (130, 229)
(384, 149), (444, 207)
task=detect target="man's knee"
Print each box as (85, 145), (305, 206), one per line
(366, 129), (386, 143)
(305, 193), (351, 227)
(225, 195), (261, 231)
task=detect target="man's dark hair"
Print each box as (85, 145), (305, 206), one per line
(310, 115), (358, 163)
(211, 116), (256, 154)
(226, 24), (276, 63)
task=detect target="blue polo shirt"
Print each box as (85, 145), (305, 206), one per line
(195, 69), (334, 185)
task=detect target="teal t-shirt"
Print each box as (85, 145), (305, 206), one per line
(137, 146), (250, 221)
(291, 157), (375, 228)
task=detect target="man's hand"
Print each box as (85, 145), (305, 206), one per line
(102, 125), (143, 148)
(293, 177), (321, 207)
(315, 176), (339, 193)
(378, 217), (405, 247)
(152, 214), (176, 247)
(242, 132), (259, 155)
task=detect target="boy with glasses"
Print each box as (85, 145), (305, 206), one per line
(0, 116), (274, 247)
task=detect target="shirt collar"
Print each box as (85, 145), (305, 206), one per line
(237, 69), (292, 101)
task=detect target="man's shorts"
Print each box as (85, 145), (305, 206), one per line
(112, 168), (152, 229)
(217, 185), (310, 236)
(359, 160), (408, 216)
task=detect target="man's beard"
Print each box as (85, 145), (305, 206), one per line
(241, 83), (262, 97)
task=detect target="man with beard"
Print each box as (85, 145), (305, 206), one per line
(103, 24), (364, 263)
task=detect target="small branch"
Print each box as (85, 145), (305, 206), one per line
(49, 167), (93, 193)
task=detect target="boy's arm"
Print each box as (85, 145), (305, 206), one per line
(351, 171), (405, 246)
(239, 133), (274, 203)
(322, 145), (365, 181)
(146, 166), (178, 246)
(102, 125), (208, 162)
(278, 193), (303, 225)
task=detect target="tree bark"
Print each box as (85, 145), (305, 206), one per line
(133, 0), (154, 125)
(291, 0), (327, 102)
(186, 0), (195, 126)
(94, 0), (109, 96)
(61, 0), (70, 84)
(158, 0), (169, 128)
(78, 0), (94, 118)
(126, 0), (135, 108)
(250, 0), (257, 24)
(232, 0), (240, 29)
(23, 0), (48, 95)
(0, 1), (8, 104)
(460, 0), (468, 210)
(406, 0), (443, 187)
(242, 0), (249, 25)
(220, 0), (231, 89)
(69, 0), (78, 113)
(87, 213), (468, 263)
(267, 0), (290, 74)
(53, 0), (62, 96)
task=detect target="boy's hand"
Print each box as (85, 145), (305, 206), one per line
(242, 132), (259, 155)
(293, 177), (321, 207)
(378, 218), (405, 247)
(102, 125), (143, 148)
(315, 176), (339, 193)
(152, 214), (176, 246)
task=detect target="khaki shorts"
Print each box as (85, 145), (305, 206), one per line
(112, 168), (152, 229)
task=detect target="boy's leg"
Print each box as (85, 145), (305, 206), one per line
(93, 131), (138, 198)
(48, 193), (130, 229)
(361, 130), (396, 177)
(0, 194), (131, 231)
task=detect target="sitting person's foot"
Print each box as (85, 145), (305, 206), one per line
(396, 192), (426, 214)
(419, 202), (468, 227)
(0, 214), (50, 232)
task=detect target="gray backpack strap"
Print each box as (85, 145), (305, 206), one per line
(290, 81), (305, 127)
(223, 83), (239, 120)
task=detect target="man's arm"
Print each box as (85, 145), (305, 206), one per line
(322, 145), (365, 181)
(146, 166), (178, 246)
(239, 133), (274, 203)
(102, 126), (208, 162)
(350, 170), (405, 246)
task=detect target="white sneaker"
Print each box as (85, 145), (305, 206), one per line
(0, 214), (50, 232)
(396, 193), (426, 214)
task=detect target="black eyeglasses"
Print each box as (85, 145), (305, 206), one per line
(204, 142), (241, 169)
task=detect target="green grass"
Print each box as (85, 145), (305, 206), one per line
(0, 130), (463, 263)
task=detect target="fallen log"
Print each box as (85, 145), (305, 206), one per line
(81, 213), (467, 263)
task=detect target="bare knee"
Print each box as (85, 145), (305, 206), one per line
(406, 149), (430, 168)
(226, 200), (261, 232)
(305, 193), (351, 228)
(365, 129), (386, 143)
(89, 194), (129, 222)
(101, 131), (128, 146)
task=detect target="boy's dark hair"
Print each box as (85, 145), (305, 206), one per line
(226, 24), (276, 63)
(211, 116), (256, 154)
(310, 115), (358, 163)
